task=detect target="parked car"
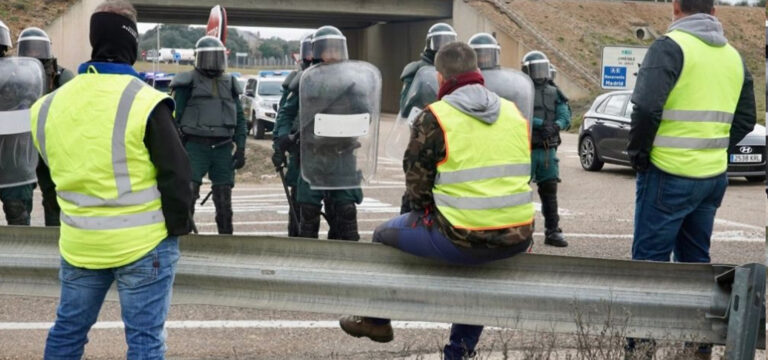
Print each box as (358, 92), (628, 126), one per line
(242, 75), (286, 139)
(139, 72), (174, 94)
(578, 90), (765, 182)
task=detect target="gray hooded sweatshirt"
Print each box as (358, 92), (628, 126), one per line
(441, 84), (501, 125)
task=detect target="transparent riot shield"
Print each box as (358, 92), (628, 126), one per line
(299, 60), (382, 189)
(482, 67), (535, 122)
(383, 65), (438, 161)
(0, 57), (45, 188)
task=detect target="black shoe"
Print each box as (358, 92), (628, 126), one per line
(544, 228), (568, 247)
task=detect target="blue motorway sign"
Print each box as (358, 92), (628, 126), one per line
(602, 66), (626, 88)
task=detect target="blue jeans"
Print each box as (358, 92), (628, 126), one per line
(628, 166), (725, 354)
(44, 237), (180, 360)
(632, 165), (727, 262)
(372, 211), (531, 359)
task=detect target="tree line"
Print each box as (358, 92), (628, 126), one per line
(138, 25), (300, 62)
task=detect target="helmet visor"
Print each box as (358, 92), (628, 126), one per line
(475, 47), (499, 69)
(195, 48), (227, 72)
(313, 36), (348, 62)
(525, 60), (550, 81)
(428, 33), (456, 51)
(301, 40), (313, 62)
(18, 39), (52, 59)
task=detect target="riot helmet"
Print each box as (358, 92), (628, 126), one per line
(425, 23), (457, 52)
(17, 27), (52, 59)
(468, 33), (500, 69)
(522, 50), (551, 82)
(300, 32), (314, 68)
(194, 36), (227, 77)
(0, 20), (11, 57)
(312, 26), (348, 63)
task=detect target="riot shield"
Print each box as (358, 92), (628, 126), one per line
(383, 65), (438, 161)
(299, 60), (381, 189)
(483, 67), (535, 122)
(0, 57), (45, 188)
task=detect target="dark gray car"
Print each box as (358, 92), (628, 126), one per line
(578, 90), (765, 182)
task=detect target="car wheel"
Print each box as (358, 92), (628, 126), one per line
(255, 120), (266, 140)
(579, 135), (604, 171)
(745, 176), (766, 183)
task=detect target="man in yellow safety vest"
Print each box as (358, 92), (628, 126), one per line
(29, 1), (193, 358)
(339, 42), (535, 360)
(626, 0), (756, 358)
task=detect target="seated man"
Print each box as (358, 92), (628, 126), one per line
(339, 42), (535, 360)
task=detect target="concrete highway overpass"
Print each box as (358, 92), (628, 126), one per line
(44, 0), (587, 113)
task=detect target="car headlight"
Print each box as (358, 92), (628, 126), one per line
(258, 101), (272, 110)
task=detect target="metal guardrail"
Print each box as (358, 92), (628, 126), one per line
(0, 226), (764, 358)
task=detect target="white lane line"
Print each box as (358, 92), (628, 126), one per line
(198, 231), (760, 242)
(196, 218), (393, 226)
(714, 219), (763, 231)
(0, 320), (455, 331)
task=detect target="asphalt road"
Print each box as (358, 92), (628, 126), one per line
(0, 115), (764, 359)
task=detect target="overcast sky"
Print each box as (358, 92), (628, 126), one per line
(138, 23), (312, 40)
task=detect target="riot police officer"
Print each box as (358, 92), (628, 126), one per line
(18, 27), (75, 226)
(468, 32), (534, 122)
(522, 50), (571, 247)
(170, 36), (247, 234)
(272, 32), (314, 237)
(389, 23), (457, 213)
(399, 23), (456, 118)
(294, 25), (381, 240)
(0, 20), (46, 226)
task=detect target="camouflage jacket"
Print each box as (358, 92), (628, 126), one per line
(404, 109), (534, 249)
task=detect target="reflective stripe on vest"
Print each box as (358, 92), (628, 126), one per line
(650, 30), (743, 178)
(29, 74), (170, 269)
(429, 99), (534, 230)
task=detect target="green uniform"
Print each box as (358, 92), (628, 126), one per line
(530, 84), (570, 183)
(273, 70), (301, 187)
(530, 81), (570, 244)
(171, 70), (246, 235)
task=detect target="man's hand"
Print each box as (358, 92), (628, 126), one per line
(272, 150), (286, 168)
(630, 153), (650, 172)
(232, 147), (246, 169)
(275, 134), (295, 153)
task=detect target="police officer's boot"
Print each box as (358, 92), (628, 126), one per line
(3, 200), (30, 225)
(324, 197), (339, 240)
(538, 180), (567, 247)
(334, 202), (360, 241)
(298, 203), (322, 239)
(287, 188), (299, 237)
(191, 182), (201, 217)
(212, 184), (233, 235)
(42, 194), (60, 226)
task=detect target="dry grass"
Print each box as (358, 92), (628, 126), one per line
(469, 0), (765, 121)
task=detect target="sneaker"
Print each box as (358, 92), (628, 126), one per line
(339, 315), (394, 343)
(544, 228), (568, 247)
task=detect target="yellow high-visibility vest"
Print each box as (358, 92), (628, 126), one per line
(30, 71), (171, 269)
(429, 99), (534, 230)
(650, 29), (744, 178)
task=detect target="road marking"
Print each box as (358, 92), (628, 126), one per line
(713, 219), (763, 231)
(196, 231), (761, 243)
(0, 320), (474, 331)
(196, 218), (393, 227)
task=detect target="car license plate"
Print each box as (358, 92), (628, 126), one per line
(730, 154), (762, 163)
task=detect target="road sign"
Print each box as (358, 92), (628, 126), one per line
(601, 46), (648, 90)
